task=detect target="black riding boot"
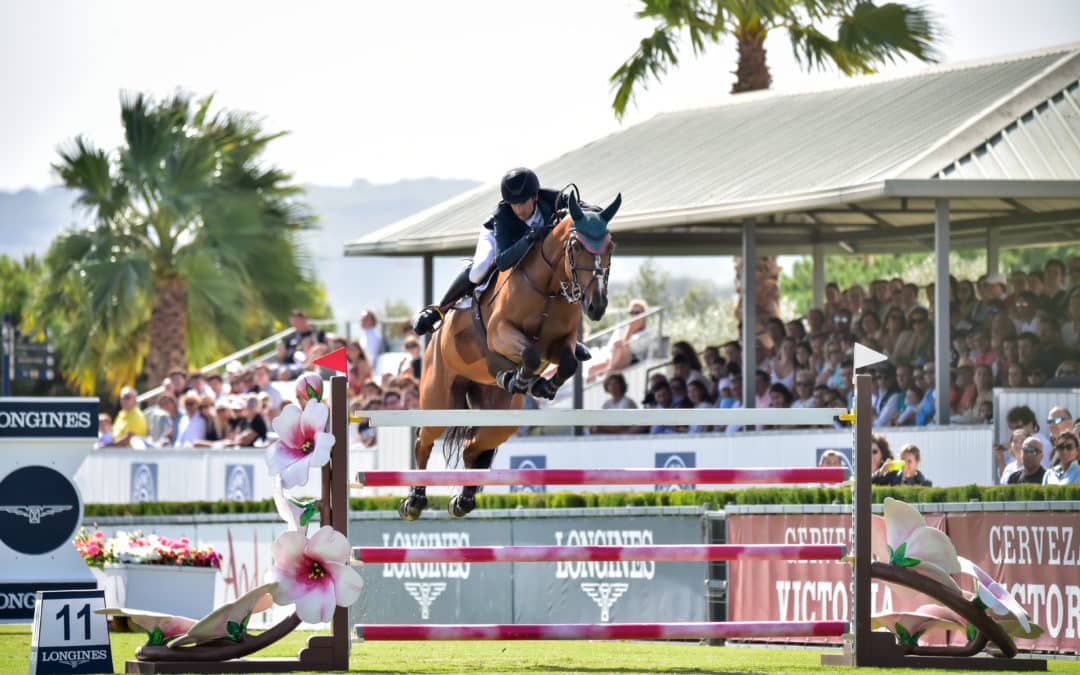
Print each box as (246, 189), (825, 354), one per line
(413, 266), (478, 336)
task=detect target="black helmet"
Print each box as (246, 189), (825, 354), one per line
(500, 167), (540, 204)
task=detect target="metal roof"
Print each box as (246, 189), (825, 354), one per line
(346, 44), (1080, 258)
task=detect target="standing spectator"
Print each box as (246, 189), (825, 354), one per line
(285, 310), (325, 361)
(359, 310), (384, 362)
(112, 386), (148, 447)
(1012, 293), (1041, 334)
(996, 429), (1028, 484)
(1044, 431), (1080, 485)
(175, 393), (207, 447)
(1044, 259), (1068, 313)
(1005, 405), (1051, 468)
(1006, 436), (1046, 484)
(145, 393), (178, 447)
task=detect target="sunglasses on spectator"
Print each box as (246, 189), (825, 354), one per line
(835, 316), (850, 323)
(1056, 443), (1079, 452)
(1022, 446), (1042, 454)
(629, 308), (644, 315)
(1047, 416), (1068, 424)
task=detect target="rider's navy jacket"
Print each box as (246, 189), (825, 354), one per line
(485, 188), (594, 271)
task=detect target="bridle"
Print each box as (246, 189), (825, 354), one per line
(557, 228), (613, 304)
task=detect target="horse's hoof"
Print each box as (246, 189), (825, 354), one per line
(448, 494), (476, 518)
(398, 495), (427, 521)
(529, 377), (558, 400)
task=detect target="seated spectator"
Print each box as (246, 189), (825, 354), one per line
(898, 444), (932, 486)
(95, 413), (113, 448)
(252, 364), (282, 410)
(792, 371), (816, 408)
(1062, 289), (1080, 349)
(895, 386), (922, 426)
(893, 307), (931, 366)
(592, 373), (640, 435)
(206, 373), (225, 400)
(1046, 406), (1074, 457)
(672, 352), (708, 390)
(1044, 361), (1080, 388)
(669, 376), (693, 408)
(1006, 436), (1046, 484)
(383, 389), (404, 410)
(196, 400), (232, 446)
(112, 386), (148, 447)
(587, 299), (654, 381)
(175, 393), (207, 447)
(188, 371), (212, 399)
(228, 395), (269, 447)
(402, 335), (423, 379)
(871, 365), (902, 427)
(1006, 362), (1026, 388)
(403, 388), (420, 409)
(869, 434), (897, 483)
(769, 337), (797, 389)
(686, 379), (713, 433)
(754, 370), (772, 408)
(647, 380), (685, 434)
(145, 393), (178, 447)
(768, 383), (793, 409)
(1044, 431), (1080, 485)
(168, 370), (188, 396)
(716, 384), (738, 409)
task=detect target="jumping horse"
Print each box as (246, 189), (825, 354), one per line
(399, 191), (621, 520)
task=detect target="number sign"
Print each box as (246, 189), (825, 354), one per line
(29, 589), (111, 674)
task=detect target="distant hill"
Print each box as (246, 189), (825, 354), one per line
(0, 178), (481, 324)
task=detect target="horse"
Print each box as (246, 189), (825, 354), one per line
(398, 191), (621, 520)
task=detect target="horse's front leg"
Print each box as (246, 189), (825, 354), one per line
(531, 339), (577, 400)
(489, 320), (538, 394)
(449, 447), (496, 518)
(398, 425), (444, 521)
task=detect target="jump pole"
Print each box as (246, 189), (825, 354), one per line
(353, 466), (844, 487)
(357, 621), (847, 641)
(353, 543), (846, 564)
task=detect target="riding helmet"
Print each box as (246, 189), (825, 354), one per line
(500, 167), (540, 204)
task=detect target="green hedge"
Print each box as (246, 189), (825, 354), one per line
(82, 484), (1080, 518)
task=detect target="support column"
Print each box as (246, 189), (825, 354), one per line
(986, 228), (1000, 276)
(741, 218), (757, 410)
(422, 255), (434, 308)
(812, 243), (826, 310)
(934, 199), (950, 426)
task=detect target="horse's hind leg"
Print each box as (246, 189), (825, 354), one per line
(398, 424), (445, 521)
(448, 446), (494, 518)
(449, 391), (521, 518)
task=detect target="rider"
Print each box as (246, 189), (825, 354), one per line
(413, 166), (593, 361)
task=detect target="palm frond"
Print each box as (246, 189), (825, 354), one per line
(610, 26), (682, 119)
(52, 137), (128, 221)
(836, 1), (941, 67)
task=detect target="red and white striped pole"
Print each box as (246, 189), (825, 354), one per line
(353, 467), (844, 487)
(356, 621), (848, 641)
(353, 543), (846, 564)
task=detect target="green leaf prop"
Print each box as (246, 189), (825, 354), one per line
(888, 542), (920, 567)
(147, 626), (166, 645)
(966, 622), (977, 641)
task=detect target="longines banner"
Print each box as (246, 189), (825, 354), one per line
(727, 511), (1080, 652)
(0, 399), (97, 438)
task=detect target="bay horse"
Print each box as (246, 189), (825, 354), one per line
(399, 191), (621, 520)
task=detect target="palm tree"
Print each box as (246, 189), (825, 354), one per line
(611, 0), (940, 117)
(38, 92), (321, 394)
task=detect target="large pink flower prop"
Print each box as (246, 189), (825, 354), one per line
(273, 490), (319, 534)
(871, 604), (965, 647)
(171, 582), (277, 646)
(97, 608), (196, 645)
(957, 557), (1041, 638)
(874, 498), (961, 591)
(270, 526), (363, 624)
(265, 402), (334, 489)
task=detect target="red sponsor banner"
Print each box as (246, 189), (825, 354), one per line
(727, 511), (1080, 653)
(727, 512), (946, 646)
(947, 512), (1080, 653)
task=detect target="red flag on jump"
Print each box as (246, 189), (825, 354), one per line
(313, 346), (348, 374)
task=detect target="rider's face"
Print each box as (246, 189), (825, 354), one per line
(511, 196), (537, 221)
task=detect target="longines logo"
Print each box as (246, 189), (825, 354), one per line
(0, 504), (72, 525)
(0, 399), (98, 438)
(0, 466), (80, 555)
(580, 582), (629, 621)
(404, 582), (446, 620)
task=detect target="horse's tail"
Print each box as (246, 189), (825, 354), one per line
(442, 426), (477, 468)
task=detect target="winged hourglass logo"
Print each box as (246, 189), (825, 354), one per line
(0, 504), (72, 525)
(579, 582), (629, 622)
(404, 582), (447, 620)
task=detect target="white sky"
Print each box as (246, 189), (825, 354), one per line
(4, 0), (1080, 193)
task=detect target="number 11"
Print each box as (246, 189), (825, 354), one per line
(56, 603), (91, 641)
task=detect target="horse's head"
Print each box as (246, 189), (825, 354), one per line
(561, 191), (620, 321)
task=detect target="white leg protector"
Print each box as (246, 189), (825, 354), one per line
(469, 228), (497, 284)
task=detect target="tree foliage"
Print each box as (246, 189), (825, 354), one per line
(33, 91), (326, 395)
(612, 0), (941, 117)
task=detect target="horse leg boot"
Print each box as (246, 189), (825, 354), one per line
(413, 266), (477, 336)
(399, 426), (443, 521)
(530, 343), (577, 400)
(450, 449), (495, 518)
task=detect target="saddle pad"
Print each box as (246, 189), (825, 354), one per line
(452, 275), (493, 311)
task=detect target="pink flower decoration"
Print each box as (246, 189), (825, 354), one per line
(171, 582), (277, 646)
(274, 490), (319, 534)
(872, 498), (961, 592)
(957, 556), (1040, 637)
(269, 526), (363, 624)
(97, 608), (196, 645)
(265, 402), (334, 489)
(871, 603), (965, 646)
(295, 373), (324, 406)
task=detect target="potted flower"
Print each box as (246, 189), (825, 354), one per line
(74, 528), (222, 620)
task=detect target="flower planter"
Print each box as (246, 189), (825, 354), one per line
(101, 563), (218, 619)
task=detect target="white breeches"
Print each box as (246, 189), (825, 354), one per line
(469, 228), (497, 283)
